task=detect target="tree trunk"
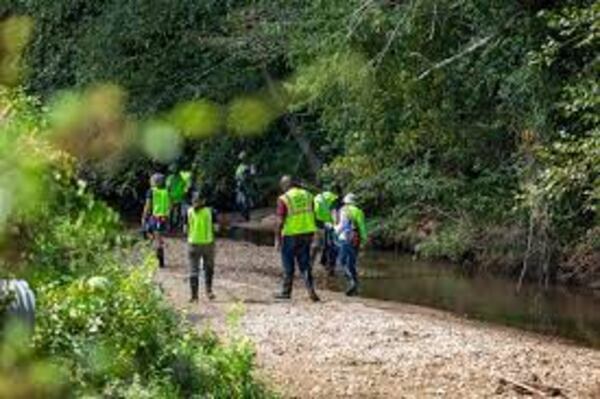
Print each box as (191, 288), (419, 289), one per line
(261, 68), (322, 177)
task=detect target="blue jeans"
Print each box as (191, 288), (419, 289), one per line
(281, 235), (314, 290)
(339, 241), (358, 285)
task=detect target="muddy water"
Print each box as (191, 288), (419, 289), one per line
(226, 226), (600, 348)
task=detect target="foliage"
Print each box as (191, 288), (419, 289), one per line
(2, 0), (599, 284)
(0, 89), (272, 397)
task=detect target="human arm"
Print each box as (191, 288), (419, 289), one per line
(141, 190), (152, 225)
(275, 198), (287, 249)
(357, 211), (368, 249)
(212, 208), (220, 234)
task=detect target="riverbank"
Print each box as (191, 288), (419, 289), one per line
(155, 237), (600, 398)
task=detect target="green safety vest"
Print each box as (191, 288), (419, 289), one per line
(180, 171), (192, 192)
(280, 188), (317, 236)
(343, 204), (367, 243)
(187, 206), (214, 245)
(167, 173), (186, 202)
(314, 191), (338, 223)
(235, 163), (250, 182)
(152, 188), (170, 217)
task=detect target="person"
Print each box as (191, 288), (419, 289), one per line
(179, 168), (193, 230)
(141, 173), (170, 268)
(311, 190), (341, 276)
(235, 151), (255, 221)
(335, 193), (367, 296)
(274, 176), (320, 302)
(166, 164), (187, 232)
(187, 191), (218, 301)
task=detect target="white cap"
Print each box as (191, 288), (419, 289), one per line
(343, 193), (356, 204)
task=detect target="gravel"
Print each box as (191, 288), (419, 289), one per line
(156, 238), (600, 398)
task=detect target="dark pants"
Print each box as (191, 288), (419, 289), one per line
(321, 225), (338, 269)
(281, 235), (315, 293)
(170, 201), (185, 232)
(236, 186), (251, 221)
(339, 241), (358, 286)
(188, 243), (215, 293)
(311, 225), (338, 272)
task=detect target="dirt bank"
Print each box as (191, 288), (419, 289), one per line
(155, 238), (600, 398)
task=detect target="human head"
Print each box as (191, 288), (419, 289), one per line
(168, 163), (178, 174)
(238, 151), (246, 161)
(151, 173), (165, 188)
(279, 175), (294, 192)
(191, 191), (205, 208)
(343, 193), (356, 205)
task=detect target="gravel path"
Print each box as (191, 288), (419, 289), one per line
(155, 238), (600, 398)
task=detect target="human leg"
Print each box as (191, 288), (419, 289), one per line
(340, 242), (359, 296)
(188, 244), (201, 301)
(200, 244), (215, 300)
(275, 236), (295, 299)
(297, 235), (319, 302)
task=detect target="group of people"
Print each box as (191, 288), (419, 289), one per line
(141, 164), (367, 303)
(274, 176), (367, 302)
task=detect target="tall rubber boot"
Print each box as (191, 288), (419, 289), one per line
(189, 276), (199, 302)
(157, 248), (165, 268)
(205, 269), (215, 300)
(274, 276), (292, 299)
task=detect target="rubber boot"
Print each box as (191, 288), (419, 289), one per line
(189, 276), (199, 302)
(205, 269), (215, 301)
(303, 271), (320, 302)
(157, 247), (165, 268)
(274, 276), (292, 300)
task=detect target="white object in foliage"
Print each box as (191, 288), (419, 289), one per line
(1, 279), (36, 330)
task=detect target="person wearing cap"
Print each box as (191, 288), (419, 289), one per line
(336, 193), (367, 296)
(235, 151), (256, 222)
(187, 191), (218, 301)
(274, 175), (320, 302)
(311, 189), (341, 275)
(141, 173), (170, 268)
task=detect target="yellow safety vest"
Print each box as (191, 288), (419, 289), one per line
(280, 188), (317, 236)
(187, 206), (214, 245)
(152, 188), (170, 217)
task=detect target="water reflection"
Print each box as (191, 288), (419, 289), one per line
(353, 251), (600, 348)
(226, 226), (600, 348)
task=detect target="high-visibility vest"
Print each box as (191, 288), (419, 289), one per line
(180, 171), (192, 192)
(314, 191), (338, 223)
(167, 174), (186, 202)
(187, 206), (214, 244)
(280, 188), (317, 236)
(152, 188), (170, 217)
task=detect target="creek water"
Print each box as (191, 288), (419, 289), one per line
(226, 226), (600, 348)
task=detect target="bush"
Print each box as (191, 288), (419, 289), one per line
(1, 89), (273, 398)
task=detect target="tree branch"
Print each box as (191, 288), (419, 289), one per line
(417, 34), (495, 80)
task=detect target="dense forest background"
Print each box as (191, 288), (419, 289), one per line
(2, 0), (598, 286)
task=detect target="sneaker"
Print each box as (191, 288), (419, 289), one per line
(345, 285), (358, 297)
(206, 292), (216, 301)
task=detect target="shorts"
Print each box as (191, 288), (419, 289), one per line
(147, 215), (168, 233)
